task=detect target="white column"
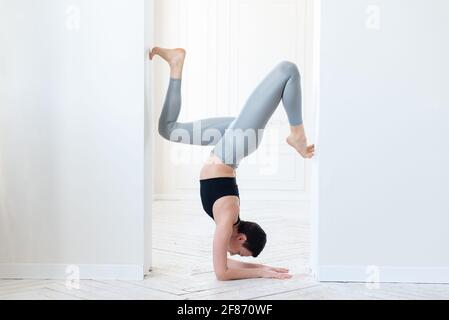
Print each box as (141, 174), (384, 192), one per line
(0, 0), (145, 280)
(315, 0), (449, 283)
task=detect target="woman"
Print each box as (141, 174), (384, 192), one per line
(150, 47), (315, 281)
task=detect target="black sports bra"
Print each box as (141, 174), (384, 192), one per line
(199, 177), (240, 226)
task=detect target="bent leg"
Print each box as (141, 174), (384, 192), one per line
(212, 61), (303, 168)
(158, 78), (236, 146)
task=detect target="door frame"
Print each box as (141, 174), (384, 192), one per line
(145, 0), (321, 280)
(144, 0), (154, 276)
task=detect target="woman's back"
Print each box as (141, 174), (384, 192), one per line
(200, 154), (236, 180)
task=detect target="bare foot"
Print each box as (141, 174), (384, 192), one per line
(287, 125), (315, 159)
(150, 47), (186, 79)
(287, 136), (315, 159)
(149, 47), (186, 68)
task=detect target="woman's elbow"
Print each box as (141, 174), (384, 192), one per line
(158, 122), (171, 141)
(215, 271), (230, 281)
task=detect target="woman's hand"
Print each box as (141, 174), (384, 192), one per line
(264, 266), (290, 274)
(261, 268), (293, 280)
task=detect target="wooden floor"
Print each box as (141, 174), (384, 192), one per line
(1, 200), (448, 300)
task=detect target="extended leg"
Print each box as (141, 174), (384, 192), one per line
(159, 78), (235, 146)
(151, 47), (235, 146)
(212, 61), (314, 168)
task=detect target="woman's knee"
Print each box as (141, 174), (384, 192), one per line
(158, 119), (173, 141)
(277, 61), (301, 79)
(159, 121), (193, 144)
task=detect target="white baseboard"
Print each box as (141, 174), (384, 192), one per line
(0, 264), (144, 281)
(318, 265), (449, 284)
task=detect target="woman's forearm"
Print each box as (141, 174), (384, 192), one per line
(217, 267), (264, 281)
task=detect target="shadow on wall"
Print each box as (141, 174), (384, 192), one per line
(0, 0), (66, 264)
(0, 0), (11, 262)
(0, 151), (13, 261)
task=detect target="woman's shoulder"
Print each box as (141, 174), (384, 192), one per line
(213, 196), (240, 223)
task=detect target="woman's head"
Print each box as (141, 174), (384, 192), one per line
(228, 220), (267, 257)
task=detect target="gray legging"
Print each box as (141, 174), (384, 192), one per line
(158, 61), (303, 169)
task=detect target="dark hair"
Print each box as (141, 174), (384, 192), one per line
(237, 220), (267, 257)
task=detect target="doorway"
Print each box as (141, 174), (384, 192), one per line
(146, 0), (319, 284)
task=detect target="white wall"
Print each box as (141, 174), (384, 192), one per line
(0, 0), (145, 280)
(315, 0), (449, 283)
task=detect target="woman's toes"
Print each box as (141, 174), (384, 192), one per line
(149, 47), (159, 60)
